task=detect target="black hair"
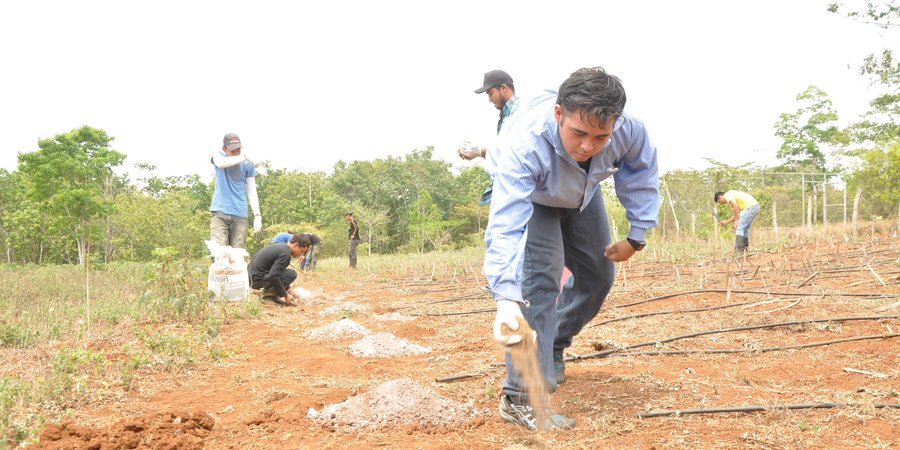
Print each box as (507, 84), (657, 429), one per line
(557, 67), (626, 127)
(714, 191), (725, 202)
(290, 233), (311, 247)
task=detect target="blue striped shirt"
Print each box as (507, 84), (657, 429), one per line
(484, 90), (660, 302)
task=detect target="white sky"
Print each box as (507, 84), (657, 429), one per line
(1, 1), (896, 181)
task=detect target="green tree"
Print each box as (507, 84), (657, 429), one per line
(846, 142), (900, 217)
(17, 126), (126, 265)
(829, 1), (899, 87)
(774, 86), (847, 171)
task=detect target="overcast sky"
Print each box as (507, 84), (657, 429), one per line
(1, 1), (896, 182)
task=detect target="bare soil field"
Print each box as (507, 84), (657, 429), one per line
(23, 237), (900, 449)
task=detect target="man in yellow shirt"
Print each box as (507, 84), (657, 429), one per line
(714, 190), (759, 253)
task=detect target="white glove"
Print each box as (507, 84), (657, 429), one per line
(253, 215), (262, 233)
(457, 141), (481, 160)
(493, 300), (528, 346)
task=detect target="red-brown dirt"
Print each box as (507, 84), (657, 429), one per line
(24, 237), (900, 449)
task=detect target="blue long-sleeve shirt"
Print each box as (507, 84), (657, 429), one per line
(484, 90), (660, 303)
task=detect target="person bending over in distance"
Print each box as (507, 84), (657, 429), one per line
(714, 190), (759, 254)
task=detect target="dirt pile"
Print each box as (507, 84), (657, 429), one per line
(319, 301), (366, 316)
(303, 318), (369, 339)
(349, 332), (431, 357)
(29, 410), (214, 449)
(307, 378), (480, 432)
(374, 312), (415, 321)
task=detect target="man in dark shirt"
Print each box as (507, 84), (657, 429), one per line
(248, 233), (311, 306)
(344, 212), (361, 269)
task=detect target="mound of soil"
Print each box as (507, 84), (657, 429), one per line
(30, 410), (214, 450)
(304, 318), (369, 339)
(349, 332), (431, 357)
(374, 312), (415, 321)
(307, 378), (480, 432)
(319, 301), (366, 316)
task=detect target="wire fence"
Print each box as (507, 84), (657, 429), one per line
(656, 172), (871, 240)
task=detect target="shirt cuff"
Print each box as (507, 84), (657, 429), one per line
(490, 283), (524, 304)
(627, 226), (648, 242)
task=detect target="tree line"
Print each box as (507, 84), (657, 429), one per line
(2, 3), (895, 266)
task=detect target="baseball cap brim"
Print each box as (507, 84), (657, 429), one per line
(225, 142), (242, 151)
(474, 84), (493, 94)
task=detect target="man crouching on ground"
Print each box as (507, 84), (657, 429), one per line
(248, 233), (311, 306)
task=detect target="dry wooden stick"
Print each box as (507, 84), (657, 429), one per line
(867, 263), (887, 286)
(637, 402), (900, 418)
(796, 271), (820, 288)
(841, 367), (889, 379)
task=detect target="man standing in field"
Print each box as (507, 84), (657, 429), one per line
(344, 212), (361, 269)
(209, 133), (262, 249)
(458, 69), (521, 205)
(485, 67), (659, 430)
(715, 190), (760, 253)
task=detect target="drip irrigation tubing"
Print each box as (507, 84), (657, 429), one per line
(616, 289), (898, 309)
(576, 315), (899, 360)
(588, 300), (763, 327)
(637, 402), (900, 418)
(600, 333), (899, 357)
(435, 315), (898, 382)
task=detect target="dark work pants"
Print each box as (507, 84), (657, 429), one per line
(502, 191), (616, 400)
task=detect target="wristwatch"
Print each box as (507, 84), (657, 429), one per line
(626, 237), (647, 251)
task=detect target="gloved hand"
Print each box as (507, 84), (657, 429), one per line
(457, 141), (481, 160)
(253, 215), (263, 233)
(493, 300), (529, 346)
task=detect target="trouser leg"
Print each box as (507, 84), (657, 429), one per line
(210, 212), (230, 246)
(502, 202), (564, 400)
(229, 216), (249, 249)
(555, 191), (615, 352)
(348, 239), (359, 268)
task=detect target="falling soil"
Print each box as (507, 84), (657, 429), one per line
(307, 378), (481, 433)
(349, 332), (431, 357)
(502, 316), (549, 423)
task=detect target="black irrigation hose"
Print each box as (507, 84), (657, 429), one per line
(616, 289), (898, 309)
(436, 333), (900, 383)
(576, 315), (899, 360)
(637, 402), (900, 418)
(589, 300), (762, 327)
(435, 316), (899, 383)
(603, 333), (899, 357)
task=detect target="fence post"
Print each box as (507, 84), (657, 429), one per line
(662, 179), (679, 239)
(843, 182), (847, 225)
(801, 174), (806, 228)
(823, 176), (828, 226)
(691, 213), (696, 239)
(807, 195), (814, 236)
(772, 201), (778, 242)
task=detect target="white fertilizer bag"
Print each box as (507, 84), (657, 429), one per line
(205, 240), (250, 302)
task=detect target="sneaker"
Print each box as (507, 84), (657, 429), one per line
(498, 395), (575, 430)
(553, 352), (566, 384)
